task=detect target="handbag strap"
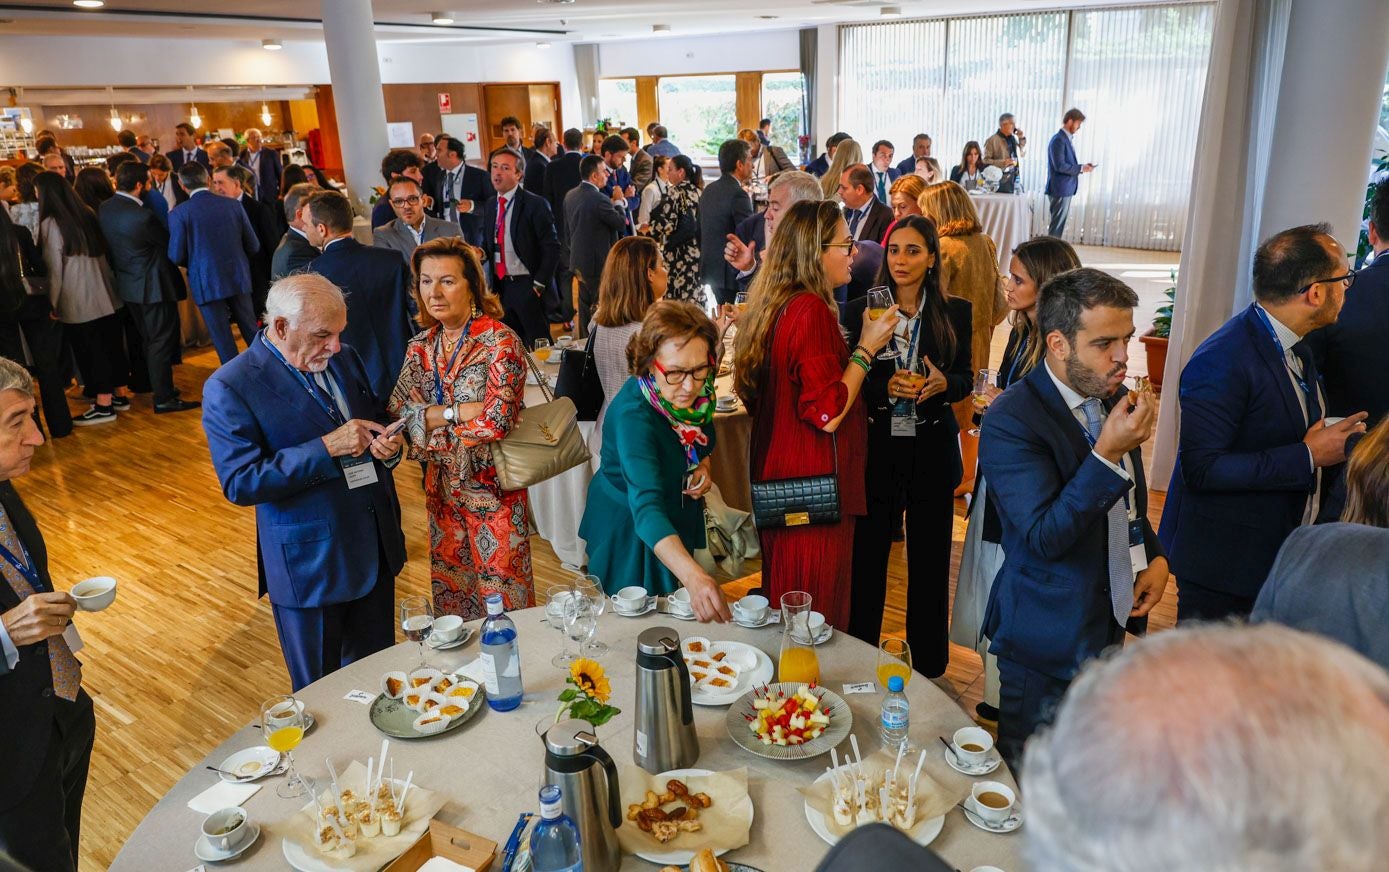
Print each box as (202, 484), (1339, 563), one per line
(749, 300), (839, 482)
(578, 326), (598, 382)
(520, 347), (553, 403)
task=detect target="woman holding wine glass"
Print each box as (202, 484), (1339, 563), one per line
(845, 215), (972, 677)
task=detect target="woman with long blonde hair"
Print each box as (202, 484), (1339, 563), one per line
(732, 200), (898, 629)
(819, 139), (863, 202)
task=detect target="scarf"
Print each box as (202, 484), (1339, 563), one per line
(636, 372), (716, 471)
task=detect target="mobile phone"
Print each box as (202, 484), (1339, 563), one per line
(381, 417), (409, 440)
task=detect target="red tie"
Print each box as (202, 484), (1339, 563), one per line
(495, 195), (508, 280)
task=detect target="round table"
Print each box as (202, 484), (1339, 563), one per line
(112, 607), (1020, 871)
(970, 193), (1034, 274)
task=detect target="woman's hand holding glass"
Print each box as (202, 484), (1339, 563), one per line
(972, 382), (1003, 413)
(916, 357), (948, 402)
(859, 304), (901, 355)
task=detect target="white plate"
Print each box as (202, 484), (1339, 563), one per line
(945, 746), (1002, 776)
(194, 823), (261, 862)
(427, 626), (474, 649)
(803, 770), (944, 847)
(629, 768), (753, 867)
(690, 643), (774, 707)
(217, 746), (281, 783)
(962, 796), (1024, 833)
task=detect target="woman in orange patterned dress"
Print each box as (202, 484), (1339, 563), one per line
(389, 237), (534, 620)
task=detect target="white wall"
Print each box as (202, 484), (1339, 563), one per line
(595, 30), (800, 78)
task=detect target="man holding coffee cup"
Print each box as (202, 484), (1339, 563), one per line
(0, 356), (95, 872)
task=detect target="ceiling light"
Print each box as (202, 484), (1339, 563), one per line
(19, 116), (33, 134)
(260, 104), (272, 126)
(262, 38), (282, 50)
(652, 24), (671, 35)
(73, 0), (104, 7)
(536, 41), (551, 49)
(107, 87), (122, 132)
(880, 5), (902, 16)
(431, 11), (455, 24)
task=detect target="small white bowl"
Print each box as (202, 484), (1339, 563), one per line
(432, 614), (464, 643)
(71, 576), (117, 612)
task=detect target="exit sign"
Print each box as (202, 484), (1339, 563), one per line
(438, 93), (452, 113)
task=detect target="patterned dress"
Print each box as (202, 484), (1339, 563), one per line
(389, 317), (535, 620)
(650, 181), (703, 303)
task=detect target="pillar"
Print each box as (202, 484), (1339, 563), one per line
(321, 0), (389, 213)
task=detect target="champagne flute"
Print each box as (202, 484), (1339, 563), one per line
(866, 286), (901, 360)
(901, 353), (932, 425)
(967, 369), (997, 436)
(262, 694), (314, 799)
(734, 290), (750, 315)
(533, 338), (552, 364)
(876, 638), (913, 689)
(399, 595), (434, 669)
(572, 575), (608, 657)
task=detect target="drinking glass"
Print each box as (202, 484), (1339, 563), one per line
(967, 369), (997, 436)
(572, 575), (608, 657)
(865, 286), (900, 360)
(734, 291), (750, 315)
(777, 591), (820, 685)
(564, 597), (597, 662)
(262, 694), (314, 799)
(399, 595), (434, 669)
(545, 581), (579, 668)
(877, 638), (913, 689)
(533, 338), (552, 364)
(900, 354), (931, 425)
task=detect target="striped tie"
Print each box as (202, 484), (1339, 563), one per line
(0, 508), (80, 701)
(1081, 398), (1134, 626)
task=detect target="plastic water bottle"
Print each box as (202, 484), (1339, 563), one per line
(530, 785), (583, 872)
(479, 593), (524, 711)
(880, 675), (910, 751)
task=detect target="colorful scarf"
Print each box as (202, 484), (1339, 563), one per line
(636, 372), (716, 471)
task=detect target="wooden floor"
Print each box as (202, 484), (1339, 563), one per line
(27, 245), (1179, 870)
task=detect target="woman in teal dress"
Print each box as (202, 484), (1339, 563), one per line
(579, 300), (733, 623)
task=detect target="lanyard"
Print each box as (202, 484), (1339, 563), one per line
(1252, 305), (1315, 407)
(261, 333), (345, 425)
(1074, 401), (1132, 512)
(0, 538), (42, 592)
(1004, 330), (1029, 387)
(433, 320), (473, 405)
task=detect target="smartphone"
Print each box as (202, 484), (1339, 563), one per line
(380, 417), (409, 440)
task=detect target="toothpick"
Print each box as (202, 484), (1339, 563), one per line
(396, 770), (414, 816)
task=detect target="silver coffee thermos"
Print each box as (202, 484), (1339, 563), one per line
(540, 718), (622, 872)
(634, 626), (700, 773)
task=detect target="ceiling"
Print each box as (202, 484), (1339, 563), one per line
(0, 0), (1176, 45)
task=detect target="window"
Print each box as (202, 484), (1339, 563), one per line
(840, 20), (947, 162)
(598, 78), (637, 129)
(761, 71), (806, 156)
(657, 75), (737, 160)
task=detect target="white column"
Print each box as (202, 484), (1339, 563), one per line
(321, 0), (389, 213)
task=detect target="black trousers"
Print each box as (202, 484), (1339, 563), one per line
(0, 690), (95, 872)
(65, 314), (129, 397)
(496, 275), (549, 350)
(0, 299), (72, 437)
(126, 300), (182, 405)
(1176, 578), (1258, 624)
(117, 306), (151, 394)
(576, 277), (600, 340)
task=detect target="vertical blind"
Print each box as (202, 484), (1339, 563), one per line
(839, 4), (1215, 251)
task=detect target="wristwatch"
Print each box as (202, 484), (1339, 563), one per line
(442, 404), (456, 423)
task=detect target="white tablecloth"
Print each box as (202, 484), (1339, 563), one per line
(971, 193), (1034, 273)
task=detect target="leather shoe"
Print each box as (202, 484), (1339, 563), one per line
(154, 399), (201, 414)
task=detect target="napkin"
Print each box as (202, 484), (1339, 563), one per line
(417, 858), (475, 872)
(798, 749), (961, 840)
(187, 780), (261, 815)
(454, 658), (488, 687)
(615, 766), (752, 857)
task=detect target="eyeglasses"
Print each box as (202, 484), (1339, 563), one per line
(651, 358), (715, 386)
(1296, 269), (1357, 296)
(822, 237), (857, 252)
(390, 195), (422, 207)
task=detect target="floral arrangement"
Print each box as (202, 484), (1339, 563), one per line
(555, 658), (621, 727)
(368, 185), (386, 205)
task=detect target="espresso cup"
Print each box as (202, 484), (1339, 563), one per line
(202, 807), (249, 852)
(266, 698), (305, 729)
(952, 726), (995, 766)
(611, 586), (649, 613)
(971, 781), (1016, 825)
(733, 594), (769, 624)
(667, 588), (692, 615)
(555, 335), (574, 349)
(71, 576), (117, 612)
(432, 614), (464, 643)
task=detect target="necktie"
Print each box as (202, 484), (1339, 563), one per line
(1081, 398), (1134, 626)
(1290, 341), (1322, 426)
(848, 207), (863, 238)
(0, 507), (80, 701)
(443, 170), (456, 220)
(495, 195), (508, 280)
(876, 172), (887, 204)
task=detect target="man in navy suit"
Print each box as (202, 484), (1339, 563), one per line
(1045, 109), (1094, 237)
(1160, 224), (1367, 622)
(896, 133), (932, 177)
(304, 190), (416, 406)
(165, 123), (209, 204)
(202, 274), (406, 690)
(428, 134), (495, 248)
(167, 162), (260, 364)
(565, 156), (627, 335)
(807, 132), (850, 178)
(868, 140), (900, 206)
(544, 129), (586, 326)
(235, 127), (283, 210)
(980, 268), (1169, 767)
(480, 147), (560, 349)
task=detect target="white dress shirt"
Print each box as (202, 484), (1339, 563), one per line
(493, 188), (528, 278)
(1255, 303), (1322, 522)
(845, 202), (873, 241)
(1044, 361), (1138, 520)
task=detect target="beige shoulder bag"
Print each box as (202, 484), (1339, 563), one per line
(490, 350), (591, 492)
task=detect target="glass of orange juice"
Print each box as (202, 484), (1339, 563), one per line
(261, 694), (314, 798)
(876, 638), (912, 689)
(778, 591), (820, 685)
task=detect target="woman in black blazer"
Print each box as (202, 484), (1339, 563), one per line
(846, 214), (972, 676)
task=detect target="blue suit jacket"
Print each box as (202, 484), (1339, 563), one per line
(236, 147), (283, 207)
(1045, 130), (1081, 198)
(806, 154), (830, 178)
(201, 335), (406, 609)
(480, 187), (561, 292)
(142, 186), (170, 231)
(980, 365), (1161, 680)
(895, 156), (919, 176)
(167, 189), (260, 305)
(1159, 304), (1318, 598)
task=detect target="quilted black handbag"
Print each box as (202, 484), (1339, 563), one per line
(553, 327), (604, 422)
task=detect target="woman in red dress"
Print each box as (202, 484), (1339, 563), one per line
(732, 200), (899, 629)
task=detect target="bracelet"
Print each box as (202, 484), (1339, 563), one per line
(853, 344), (873, 359)
(848, 354), (871, 374)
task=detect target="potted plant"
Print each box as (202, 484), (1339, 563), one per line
(1140, 269), (1176, 393)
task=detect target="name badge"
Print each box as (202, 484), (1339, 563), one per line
(891, 401), (915, 437)
(63, 622), (84, 654)
(1129, 519), (1149, 576)
(340, 454), (379, 490)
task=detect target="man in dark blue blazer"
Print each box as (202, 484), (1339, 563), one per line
(235, 127), (283, 210)
(167, 162), (260, 364)
(980, 268), (1168, 767)
(428, 135), (495, 248)
(1044, 109), (1094, 237)
(480, 147), (560, 349)
(543, 129), (586, 326)
(895, 133), (932, 177)
(165, 122), (209, 204)
(1160, 224), (1367, 622)
(806, 132), (850, 178)
(303, 190), (415, 407)
(565, 156), (628, 335)
(201, 274), (406, 690)
(868, 140), (900, 206)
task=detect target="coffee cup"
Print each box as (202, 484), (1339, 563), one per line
(952, 726), (994, 766)
(555, 335), (574, 349)
(611, 586), (649, 614)
(733, 594), (769, 624)
(266, 698), (305, 729)
(202, 807), (249, 852)
(971, 781), (1016, 825)
(71, 576), (117, 612)
(667, 588), (692, 615)
(432, 614), (464, 643)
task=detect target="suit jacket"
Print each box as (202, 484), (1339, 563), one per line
(761, 145), (795, 175)
(0, 481), (63, 808)
(629, 148), (654, 190)
(523, 151), (550, 195)
(167, 189), (259, 305)
(1046, 130), (1082, 198)
(1159, 304), (1320, 599)
(142, 186), (170, 232)
(271, 228), (319, 281)
(426, 162), (495, 247)
(1304, 252), (1389, 426)
(309, 238), (416, 403)
(895, 155), (920, 176)
(698, 174), (753, 294)
(806, 153), (830, 178)
(242, 195), (280, 301)
(128, 146), (150, 165)
(869, 166), (900, 204)
(564, 182), (627, 290)
(543, 152), (584, 243)
(201, 337), (406, 608)
(97, 194), (183, 305)
(166, 147), (210, 203)
(846, 198), (893, 247)
(236, 147), (283, 207)
(372, 216), (463, 270)
(479, 187), (561, 291)
(979, 364), (1161, 680)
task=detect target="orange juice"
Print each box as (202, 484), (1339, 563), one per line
(267, 726), (304, 753)
(779, 646), (820, 684)
(534, 348), (552, 363)
(877, 662), (911, 689)
(867, 307), (888, 321)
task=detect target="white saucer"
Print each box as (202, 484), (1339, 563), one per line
(945, 745), (1002, 776)
(194, 823), (261, 862)
(732, 613), (772, 629)
(663, 607), (697, 621)
(217, 746), (281, 783)
(427, 627), (474, 649)
(790, 624), (833, 646)
(614, 601), (657, 618)
(962, 796), (1023, 833)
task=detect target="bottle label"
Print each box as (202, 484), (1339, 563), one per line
(882, 711), (908, 729)
(478, 652), (500, 695)
(635, 730), (648, 759)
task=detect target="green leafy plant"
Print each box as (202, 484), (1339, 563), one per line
(1152, 268), (1177, 339)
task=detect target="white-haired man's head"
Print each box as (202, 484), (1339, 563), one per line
(765, 170), (823, 241)
(1024, 623), (1389, 872)
(263, 273), (348, 373)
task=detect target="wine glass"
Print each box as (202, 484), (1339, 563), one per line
(399, 595), (434, 669)
(866, 286), (900, 360)
(968, 369), (997, 436)
(734, 291), (749, 315)
(900, 353), (932, 425)
(545, 581), (579, 668)
(563, 597), (597, 663)
(877, 638), (912, 689)
(262, 694), (314, 799)
(533, 338), (552, 364)
(572, 575), (608, 657)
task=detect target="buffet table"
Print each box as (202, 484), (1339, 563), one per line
(971, 193), (1034, 273)
(112, 607), (1020, 871)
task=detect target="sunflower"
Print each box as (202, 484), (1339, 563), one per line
(569, 658), (612, 703)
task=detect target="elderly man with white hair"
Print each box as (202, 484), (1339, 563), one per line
(201, 273), (407, 690)
(1024, 623), (1389, 872)
(723, 169), (823, 283)
(236, 126), (283, 208)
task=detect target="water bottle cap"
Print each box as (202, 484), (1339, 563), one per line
(485, 593), (504, 616)
(888, 675), (904, 692)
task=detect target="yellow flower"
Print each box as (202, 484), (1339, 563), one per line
(570, 658), (612, 703)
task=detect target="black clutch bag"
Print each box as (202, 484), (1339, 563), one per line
(554, 327), (604, 422)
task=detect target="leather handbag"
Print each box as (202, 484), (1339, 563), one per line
(490, 350), (592, 492)
(554, 328), (604, 422)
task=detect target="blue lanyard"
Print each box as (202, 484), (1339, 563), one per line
(1252, 305), (1315, 404)
(433, 321), (473, 405)
(261, 332), (345, 425)
(0, 537), (42, 592)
